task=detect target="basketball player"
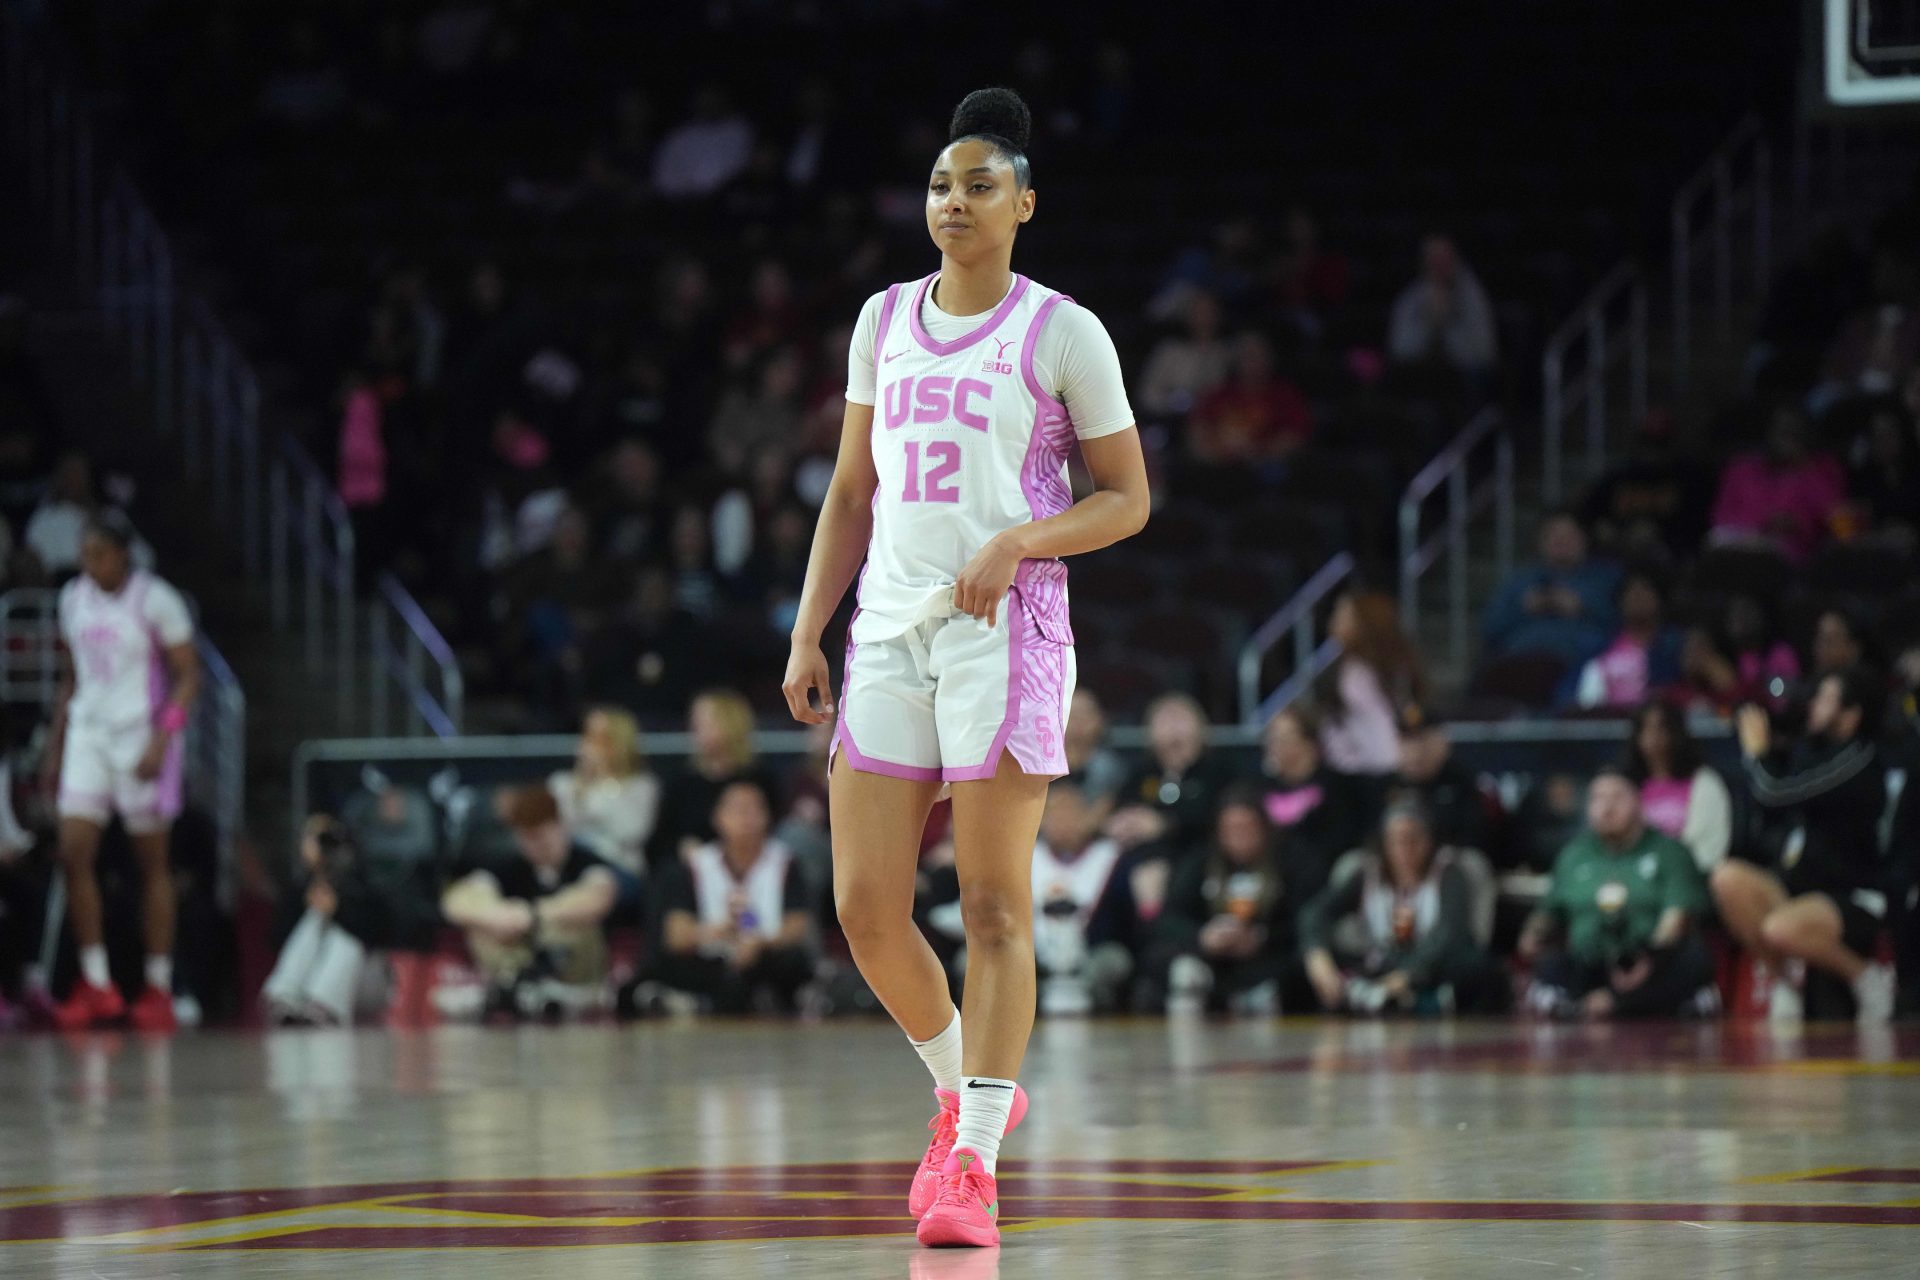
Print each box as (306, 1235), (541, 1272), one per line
(782, 88), (1150, 1248)
(43, 512), (200, 1031)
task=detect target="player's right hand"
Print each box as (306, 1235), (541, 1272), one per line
(782, 641), (835, 724)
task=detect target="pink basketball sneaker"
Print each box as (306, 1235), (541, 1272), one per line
(908, 1085), (1027, 1218)
(916, 1147), (1001, 1248)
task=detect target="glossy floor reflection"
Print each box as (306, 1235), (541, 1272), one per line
(1, 1017), (1917, 1277)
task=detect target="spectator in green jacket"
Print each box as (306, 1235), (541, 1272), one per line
(1518, 767), (1714, 1019)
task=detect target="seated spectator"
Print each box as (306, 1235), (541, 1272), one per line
(1146, 216), (1262, 322)
(1511, 771), (1586, 873)
(1183, 332), (1313, 463)
(25, 452), (110, 579)
(1387, 234), (1498, 381)
(1391, 705), (1492, 854)
(1679, 593), (1800, 713)
(548, 707), (659, 893)
(263, 817), (388, 1025)
(1256, 704), (1369, 904)
(1064, 687), (1130, 812)
(1137, 291), (1229, 420)
(1711, 669), (1896, 1023)
(1814, 292), (1920, 412)
(1147, 790), (1295, 1015)
(441, 786), (620, 1016)
(1708, 404), (1844, 564)
(648, 689), (775, 869)
(1811, 605), (1871, 679)
(1300, 796), (1502, 1014)
(645, 777), (816, 1014)
(1572, 570), (1684, 710)
(651, 85), (754, 199)
(1623, 700), (1731, 874)
(1111, 692), (1241, 857)
(1270, 206), (1350, 336)
(1316, 590), (1425, 776)
(1844, 397), (1920, 541)
(707, 347), (803, 477)
(580, 564), (718, 723)
(774, 719), (834, 891)
(1482, 511), (1621, 666)
(1577, 409), (1714, 561)
(1518, 768), (1715, 1019)
(1031, 778), (1140, 1015)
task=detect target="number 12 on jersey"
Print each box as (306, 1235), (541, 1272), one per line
(902, 440), (962, 503)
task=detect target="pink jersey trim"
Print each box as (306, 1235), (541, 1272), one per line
(1011, 292), (1079, 643)
(1018, 292), (1072, 416)
(908, 273), (1032, 358)
(829, 612), (946, 783)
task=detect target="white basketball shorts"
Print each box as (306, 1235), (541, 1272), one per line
(831, 584), (1076, 782)
(57, 723), (184, 834)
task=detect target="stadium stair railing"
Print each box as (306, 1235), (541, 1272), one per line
(0, 4), (462, 741)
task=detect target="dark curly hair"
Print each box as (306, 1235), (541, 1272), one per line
(948, 87), (1032, 189)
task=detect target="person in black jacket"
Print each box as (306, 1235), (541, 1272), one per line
(1143, 789), (1298, 1015)
(1253, 704), (1370, 907)
(1710, 667), (1897, 1023)
(263, 816), (394, 1025)
(1390, 703), (1492, 856)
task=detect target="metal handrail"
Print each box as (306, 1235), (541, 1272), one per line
(1671, 115), (1772, 391)
(189, 634), (247, 895)
(1398, 408), (1514, 673)
(1539, 262), (1648, 506)
(1236, 551), (1355, 726)
(2, 7), (462, 739)
(370, 573), (463, 739)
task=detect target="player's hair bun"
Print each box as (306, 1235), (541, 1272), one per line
(949, 87), (1032, 151)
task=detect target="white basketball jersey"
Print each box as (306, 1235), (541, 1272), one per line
(1032, 836), (1124, 924)
(57, 569), (193, 733)
(853, 273), (1077, 644)
(687, 840), (793, 941)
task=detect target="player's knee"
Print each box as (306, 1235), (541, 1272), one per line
(958, 883), (1027, 952)
(835, 884), (908, 948)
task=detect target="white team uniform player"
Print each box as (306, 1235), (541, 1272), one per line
(833, 272), (1133, 781)
(56, 569), (194, 834)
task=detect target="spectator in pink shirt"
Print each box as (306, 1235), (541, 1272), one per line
(1708, 405), (1844, 563)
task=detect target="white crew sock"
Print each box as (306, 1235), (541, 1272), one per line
(145, 954), (172, 994)
(909, 1008), (964, 1092)
(954, 1076), (1018, 1174)
(79, 946), (111, 990)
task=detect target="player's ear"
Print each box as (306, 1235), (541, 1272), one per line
(1017, 188), (1036, 224)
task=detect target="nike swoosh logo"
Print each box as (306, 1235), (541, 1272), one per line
(965, 1081), (1014, 1090)
(883, 347), (909, 363)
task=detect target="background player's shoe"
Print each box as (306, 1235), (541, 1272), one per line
(53, 980), (126, 1030)
(909, 1085), (1028, 1218)
(916, 1147), (1000, 1248)
(129, 986), (178, 1032)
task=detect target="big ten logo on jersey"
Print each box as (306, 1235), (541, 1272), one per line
(882, 374), (994, 432)
(982, 336), (1016, 375)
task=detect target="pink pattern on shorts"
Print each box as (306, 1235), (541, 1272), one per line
(1004, 587), (1072, 777)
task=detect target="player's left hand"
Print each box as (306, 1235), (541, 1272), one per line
(135, 735), (169, 782)
(952, 534), (1022, 628)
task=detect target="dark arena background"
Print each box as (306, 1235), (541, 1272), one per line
(5, 1), (1920, 1276)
